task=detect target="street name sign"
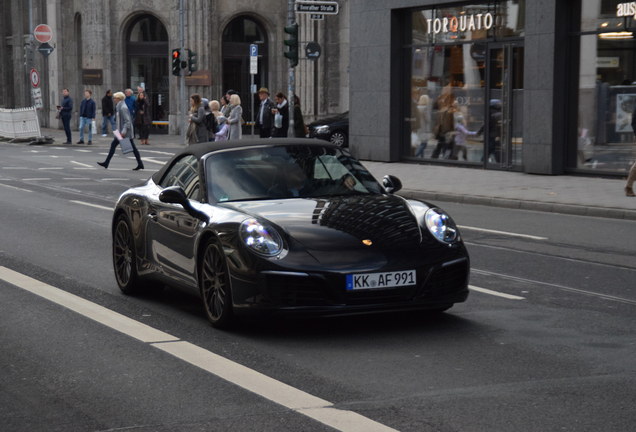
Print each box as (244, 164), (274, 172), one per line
(311, 14), (324, 20)
(37, 42), (54, 58)
(295, 1), (339, 15)
(34, 24), (52, 43)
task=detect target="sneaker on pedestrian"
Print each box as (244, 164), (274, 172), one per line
(101, 134), (107, 137)
(626, 186), (635, 197)
(77, 140), (84, 144)
(87, 141), (92, 145)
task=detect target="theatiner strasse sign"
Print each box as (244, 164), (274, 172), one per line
(424, 12), (495, 34)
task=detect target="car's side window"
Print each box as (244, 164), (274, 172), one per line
(159, 155), (201, 201)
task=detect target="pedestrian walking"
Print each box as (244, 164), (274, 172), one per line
(451, 111), (479, 161)
(272, 92), (289, 138)
(77, 89), (96, 145)
(58, 88), (73, 144)
(97, 92), (144, 170)
(256, 88), (275, 138)
(124, 89), (136, 122)
(292, 94), (307, 138)
(201, 98), (217, 142)
(101, 90), (116, 136)
(228, 94), (243, 140)
(431, 93), (456, 159)
(187, 93), (208, 145)
(224, 90), (237, 118)
(134, 91), (151, 145)
(414, 95), (431, 158)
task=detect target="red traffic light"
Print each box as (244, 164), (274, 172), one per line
(173, 50), (179, 59)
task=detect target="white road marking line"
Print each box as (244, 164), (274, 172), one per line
(109, 168), (134, 171)
(38, 167), (64, 170)
(459, 225), (548, 241)
(141, 150), (175, 155)
(0, 183), (33, 192)
(23, 178), (51, 181)
(71, 160), (93, 168)
(472, 269), (636, 306)
(75, 149), (92, 152)
(63, 178), (90, 180)
(2, 167), (28, 169)
(69, 200), (113, 211)
(0, 266), (398, 432)
(469, 285), (525, 300)
(135, 157), (165, 165)
(73, 167), (97, 170)
(101, 178), (130, 181)
(0, 266), (178, 343)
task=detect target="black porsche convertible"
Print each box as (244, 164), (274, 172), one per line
(111, 139), (469, 328)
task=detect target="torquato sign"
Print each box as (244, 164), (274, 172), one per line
(424, 12), (494, 34)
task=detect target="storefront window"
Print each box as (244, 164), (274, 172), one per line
(574, 1), (636, 173)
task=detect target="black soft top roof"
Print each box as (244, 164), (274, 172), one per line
(151, 138), (340, 184)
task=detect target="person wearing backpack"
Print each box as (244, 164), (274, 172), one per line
(202, 98), (217, 142)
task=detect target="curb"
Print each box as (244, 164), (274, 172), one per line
(398, 189), (636, 221)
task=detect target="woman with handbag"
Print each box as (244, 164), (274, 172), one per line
(97, 92), (144, 170)
(293, 94), (308, 138)
(272, 92), (289, 137)
(134, 92), (151, 145)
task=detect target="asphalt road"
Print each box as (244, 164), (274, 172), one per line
(1, 142), (635, 431)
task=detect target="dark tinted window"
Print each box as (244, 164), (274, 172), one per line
(159, 155), (201, 201)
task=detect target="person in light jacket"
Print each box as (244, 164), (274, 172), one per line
(189, 93), (209, 144)
(97, 92), (144, 170)
(228, 94), (243, 140)
(272, 92), (289, 137)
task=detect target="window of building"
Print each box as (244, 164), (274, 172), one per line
(571, 0), (636, 174)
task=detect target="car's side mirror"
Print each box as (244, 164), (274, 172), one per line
(159, 186), (209, 222)
(383, 175), (402, 194)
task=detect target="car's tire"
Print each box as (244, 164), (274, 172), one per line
(200, 239), (234, 328)
(330, 130), (347, 147)
(113, 215), (145, 295)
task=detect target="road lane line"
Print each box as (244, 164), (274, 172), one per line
(70, 200), (113, 211)
(136, 157), (165, 165)
(0, 182), (33, 192)
(458, 225), (548, 241)
(469, 285), (525, 300)
(23, 178), (51, 181)
(0, 266), (178, 343)
(472, 269), (636, 306)
(0, 266), (398, 432)
(71, 160), (93, 168)
(38, 167), (64, 170)
(63, 178), (90, 180)
(101, 178), (131, 181)
(2, 167), (28, 169)
(140, 150), (175, 155)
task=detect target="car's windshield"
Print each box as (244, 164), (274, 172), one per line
(206, 145), (382, 202)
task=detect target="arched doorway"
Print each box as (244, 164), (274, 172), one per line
(126, 15), (169, 133)
(222, 16), (269, 126)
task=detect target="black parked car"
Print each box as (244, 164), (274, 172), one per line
(111, 139), (469, 328)
(308, 111), (349, 147)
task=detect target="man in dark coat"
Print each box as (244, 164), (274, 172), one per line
(59, 88), (73, 144)
(101, 90), (115, 136)
(255, 87), (275, 138)
(78, 89), (96, 144)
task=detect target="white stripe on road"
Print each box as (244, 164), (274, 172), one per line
(69, 200), (113, 211)
(71, 160), (94, 168)
(23, 178), (51, 181)
(469, 285), (525, 300)
(0, 266), (397, 432)
(75, 149), (92, 153)
(38, 167), (64, 170)
(458, 225), (548, 241)
(0, 182), (33, 193)
(73, 167), (97, 170)
(140, 150), (175, 155)
(63, 178), (90, 180)
(101, 178), (131, 181)
(2, 167), (28, 169)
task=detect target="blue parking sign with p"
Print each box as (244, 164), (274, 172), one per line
(250, 44), (258, 57)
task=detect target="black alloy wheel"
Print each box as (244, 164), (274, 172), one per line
(330, 131), (347, 147)
(200, 240), (233, 328)
(113, 216), (142, 294)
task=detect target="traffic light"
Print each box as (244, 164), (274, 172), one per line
(24, 44), (35, 69)
(284, 23), (299, 68)
(172, 49), (181, 76)
(187, 50), (198, 75)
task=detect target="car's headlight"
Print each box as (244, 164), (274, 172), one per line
(315, 125), (330, 134)
(239, 219), (283, 256)
(424, 208), (459, 243)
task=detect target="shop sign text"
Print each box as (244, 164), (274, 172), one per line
(426, 12), (494, 34)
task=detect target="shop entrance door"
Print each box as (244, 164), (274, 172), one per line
(486, 42), (524, 170)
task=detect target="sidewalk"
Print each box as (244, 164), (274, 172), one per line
(27, 128), (636, 221)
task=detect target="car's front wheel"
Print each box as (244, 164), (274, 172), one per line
(330, 130), (347, 147)
(200, 239), (234, 328)
(113, 215), (144, 295)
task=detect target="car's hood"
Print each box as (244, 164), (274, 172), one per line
(308, 112), (348, 127)
(222, 194), (422, 254)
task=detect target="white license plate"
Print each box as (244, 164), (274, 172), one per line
(346, 270), (416, 290)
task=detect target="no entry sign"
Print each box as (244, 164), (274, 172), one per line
(34, 24), (52, 43)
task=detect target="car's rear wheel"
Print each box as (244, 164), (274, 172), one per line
(330, 131), (347, 147)
(113, 215), (144, 295)
(200, 240), (234, 328)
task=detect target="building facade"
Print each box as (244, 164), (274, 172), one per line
(350, 0), (636, 178)
(0, 0), (349, 135)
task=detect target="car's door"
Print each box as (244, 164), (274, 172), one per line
(147, 155), (202, 285)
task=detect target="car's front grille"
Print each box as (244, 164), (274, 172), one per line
(263, 274), (330, 306)
(419, 260), (469, 298)
(342, 285), (419, 305)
